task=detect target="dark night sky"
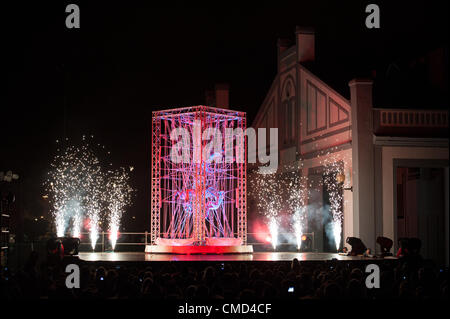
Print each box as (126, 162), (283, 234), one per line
(3, 1), (448, 232)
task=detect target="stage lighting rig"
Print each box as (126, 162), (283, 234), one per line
(376, 236), (393, 256)
(346, 237), (367, 255)
(60, 237), (81, 256)
(335, 172), (352, 192)
(299, 233), (313, 252)
(47, 237), (80, 258)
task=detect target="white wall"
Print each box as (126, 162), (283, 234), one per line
(381, 146), (449, 246)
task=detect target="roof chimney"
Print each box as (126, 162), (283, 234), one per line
(214, 83), (229, 109)
(295, 26), (315, 63)
(205, 83), (229, 108)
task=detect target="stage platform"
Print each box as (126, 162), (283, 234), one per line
(145, 244), (253, 254)
(79, 252), (398, 263)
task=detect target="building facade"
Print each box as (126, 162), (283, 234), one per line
(250, 27), (449, 264)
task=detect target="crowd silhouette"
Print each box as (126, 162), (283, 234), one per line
(1, 251), (448, 299)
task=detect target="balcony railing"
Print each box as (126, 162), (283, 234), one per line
(375, 109), (448, 128)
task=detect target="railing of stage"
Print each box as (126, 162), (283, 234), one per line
(4, 232), (316, 270)
(77, 232), (316, 252)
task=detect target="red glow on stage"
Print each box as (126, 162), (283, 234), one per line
(252, 219), (271, 243)
(146, 244), (253, 254)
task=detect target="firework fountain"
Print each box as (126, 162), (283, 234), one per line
(54, 209), (65, 237)
(67, 199), (83, 238)
(292, 208), (306, 249)
(72, 210), (82, 238)
(45, 138), (134, 251)
(268, 217), (278, 249)
(249, 171), (283, 249)
(105, 167), (134, 250)
(250, 153), (347, 252)
(84, 159), (104, 250)
(45, 143), (101, 238)
(286, 169), (309, 250)
(249, 163), (311, 250)
(321, 155), (344, 251)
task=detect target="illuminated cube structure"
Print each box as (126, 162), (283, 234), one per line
(147, 106), (252, 254)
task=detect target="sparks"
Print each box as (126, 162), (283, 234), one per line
(249, 164), (310, 249)
(105, 167), (134, 250)
(268, 216), (278, 249)
(89, 215), (99, 250)
(45, 144), (103, 239)
(332, 220), (342, 252)
(293, 209), (305, 250)
(249, 172), (282, 248)
(321, 154), (345, 251)
(286, 168), (308, 250)
(55, 211), (65, 237)
(45, 138), (134, 251)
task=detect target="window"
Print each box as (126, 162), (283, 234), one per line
(290, 99), (295, 140)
